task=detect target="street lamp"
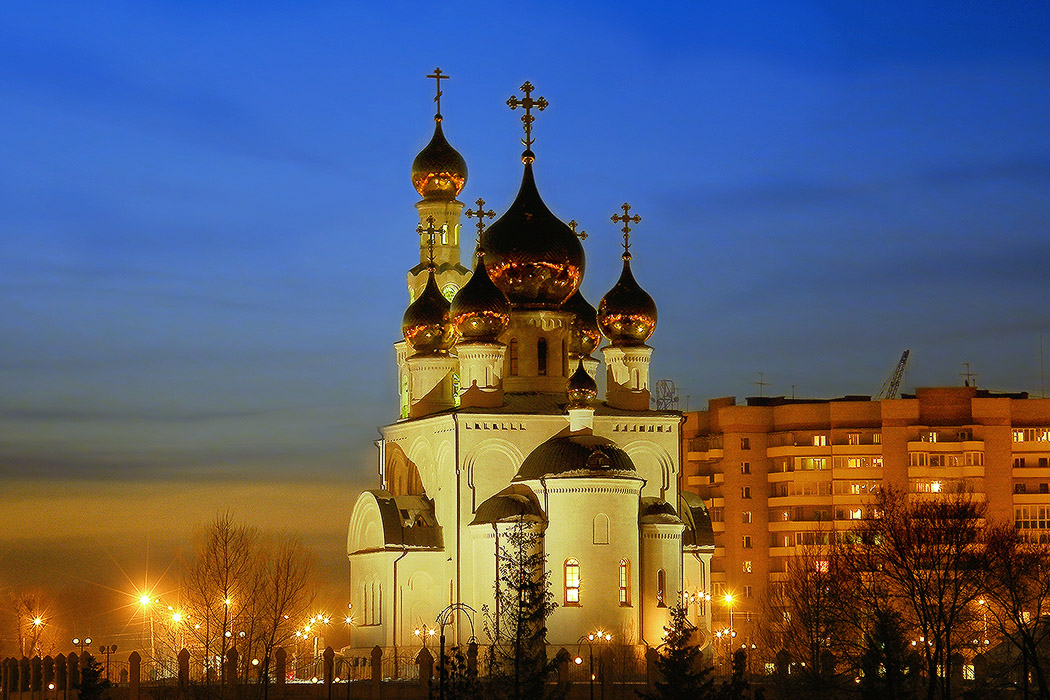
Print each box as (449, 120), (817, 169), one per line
(588, 630), (612, 700)
(435, 604), (477, 700)
(413, 623), (436, 649)
(575, 635), (596, 700)
(72, 637), (93, 654)
(99, 645), (118, 683)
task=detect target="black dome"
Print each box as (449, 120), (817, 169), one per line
(514, 435), (638, 481)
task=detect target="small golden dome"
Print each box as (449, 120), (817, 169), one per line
(402, 270), (458, 355)
(562, 289), (601, 359)
(411, 120), (467, 201)
(451, 253), (510, 343)
(597, 259), (657, 346)
(567, 360), (598, 409)
(481, 162), (584, 309)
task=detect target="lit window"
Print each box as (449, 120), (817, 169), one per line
(565, 559), (580, 605)
(742, 560), (752, 573)
(813, 435), (828, 447)
(815, 560), (829, 573)
(741, 462), (751, 474)
(741, 486), (752, 499)
(742, 535), (752, 549)
(847, 433), (860, 445)
(656, 569), (666, 607)
(873, 433), (882, 444)
(741, 437), (750, 450)
(744, 585), (753, 598)
(619, 559), (630, 606)
(742, 511), (752, 524)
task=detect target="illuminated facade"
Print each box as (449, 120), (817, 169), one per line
(345, 77), (714, 656)
(682, 386), (1050, 637)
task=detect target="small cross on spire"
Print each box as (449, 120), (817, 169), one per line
(568, 220), (588, 241)
(610, 202), (642, 260)
(507, 81), (548, 161)
(427, 67), (449, 121)
(464, 198), (496, 250)
(417, 216), (443, 270)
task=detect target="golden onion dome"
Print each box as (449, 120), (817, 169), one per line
(567, 360), (598, 409)
(402, 270), (458, 355)
(597, 258), (658, 346)
(562, 289), (601, 359)
(411, 120), (467, 201)
(451, 253), (510, 343)
(481, 162), (584, 309)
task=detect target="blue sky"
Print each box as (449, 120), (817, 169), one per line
(1, 0), (1048, 636)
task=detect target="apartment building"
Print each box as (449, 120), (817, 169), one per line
(681, 386), (1050, 639)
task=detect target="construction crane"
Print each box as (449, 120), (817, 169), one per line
(875, 349), (910, 400)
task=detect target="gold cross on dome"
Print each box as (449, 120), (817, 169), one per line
(506, 81), (548, 156)
(426, 67), (449, 120)
(610, 202), (642, 260)
(465, 198), (496, 249)
(568, 220), (588, 240)
(417, 216), (443, 269)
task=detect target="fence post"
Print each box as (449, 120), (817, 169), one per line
(554, 648), (570, 694)
(225, 648), (239, 700)
(466, 642), (477, 678)
(369, 647), (382, 700)
(177, 648), (189, 698)
(129, 651), (141, 700)
(645, 646), (658, 690)
(55, 655), (66, 697)
(415, 648), (432, 693)
(275, 648), (286, 689)
(31, 657), (41, 695)
(66, 654), (78, 692)
(42, 658), (53, 694)
(323, 647), (334, 700)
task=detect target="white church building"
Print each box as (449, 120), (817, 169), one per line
(345, 76), (714, 656)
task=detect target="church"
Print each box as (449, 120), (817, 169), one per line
(345, 73), (714, 656)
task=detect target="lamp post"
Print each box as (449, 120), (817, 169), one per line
(72, 637), (92, 655)
(588, 631), (612, 700)
(435, 604), (477, 700)
(574, 636), (595, 700)
(99, 645), (117, 683)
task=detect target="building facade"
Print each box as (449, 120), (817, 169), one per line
(681, 386), (1050, 640)
(346, 78), (714, 658)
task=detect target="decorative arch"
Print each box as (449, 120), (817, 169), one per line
(385, 443), (424, 496)
(624, 441), (675, 498)
(465, 439), (527, 511)
(347, 492), (386, 554)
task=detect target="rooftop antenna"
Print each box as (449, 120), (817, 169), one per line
(961, 362), (978, 388)
(754, 372), (769, 397)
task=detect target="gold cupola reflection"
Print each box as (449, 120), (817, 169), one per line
(597, 203), (658, 346)
(411, 120), (467, 201)
(562, 289), (601, 359)
(566, 359), (599, 409)
(451, 250), (511, 343)
(402, 221), (459, 354)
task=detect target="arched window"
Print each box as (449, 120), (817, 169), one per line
(656, 569), (666, 607)
(619, 559), (631, 606)
(592, 513), (610, 545)
(509, 339), (519, 376)
(537, 338), (548, 376)
(564, 558), (581, 605)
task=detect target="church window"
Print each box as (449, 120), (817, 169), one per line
(592, 514), (610, 545)
(564, 559), (581, 605)
(656, 569), (666, 607)
(619, 559), (630, 605)
(537, 338), (548, 376)
(509, 339), (519, 376)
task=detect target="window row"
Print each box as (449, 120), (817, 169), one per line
(1013, 457), (1050, 468)
(1014, 428), (1050, 443)
(564, 558), (635, 607)
(908, 451), (984, 467)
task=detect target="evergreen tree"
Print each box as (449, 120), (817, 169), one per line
(483, 516), (556, 700)
(638, 603), (714, 700)
(78, 654), (111, 700)
(433, 645), (479, 700)
(718, 649), (750, 700)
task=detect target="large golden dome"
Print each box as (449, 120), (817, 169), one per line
(562, 289), (601, 359)
(410, 120), (467, 201)
(451, 253), (510, 343)
(402, 270), (458, 355)
(481, 163), (584, 309)
(597, 259), (657, 346)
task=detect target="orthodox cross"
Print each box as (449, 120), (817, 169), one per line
(506, 81), (548, 154)
(465, 198), (496, 250)
(610, 202), (642, 260)
(417, 216), (442, 269)
(961, 362), (978, 388)
(568, 220), (588, 240)
(427, 67), (449, 119)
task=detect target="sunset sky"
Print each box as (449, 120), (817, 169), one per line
(2, 1), (1048, 650)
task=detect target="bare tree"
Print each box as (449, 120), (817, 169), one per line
(182, 512), (259, 692)
(10, 591), (55, 658)
(853, 488), (986, 700)
(983, 522), (1050, 700)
